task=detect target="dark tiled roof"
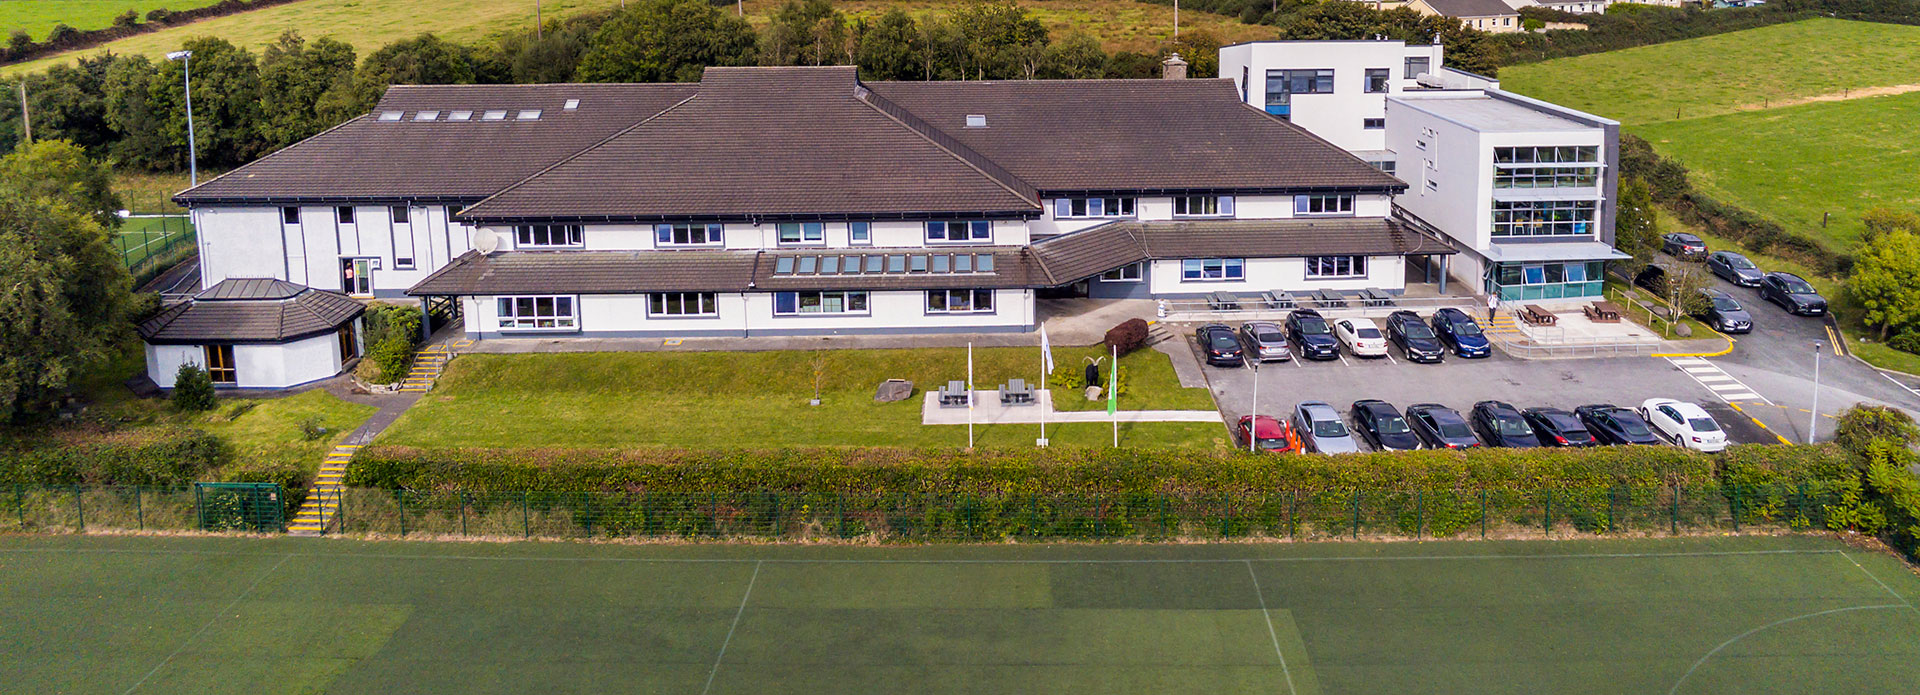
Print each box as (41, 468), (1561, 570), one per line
(174, 83), (697, 204)
(1026, 224), (1148, 284)
(1027, 218), (1456, 283)
(409, 250), (760, 295)
(1419, 0), (1519, 17)
(864, 79), (1404, 194)
(459, 67), (1040, 222)
(752, 248), (1041, 291)
(139, 280), (364, 344)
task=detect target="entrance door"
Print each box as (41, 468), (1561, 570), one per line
(338, 322), (358, 361)
(341, 258), (373, 296)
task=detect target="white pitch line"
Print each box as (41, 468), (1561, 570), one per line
(701, 561), (763, 695)
(1245, 561), (1298, 695)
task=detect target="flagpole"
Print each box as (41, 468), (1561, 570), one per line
(967, 342), (975, 449)
(1250, 362), (1258, 453)
(1109, 344), (1119, 448)
(1038, 332), (1047, 447)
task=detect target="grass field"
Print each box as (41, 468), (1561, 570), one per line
(2, 534), (1916, 694)
(379, 347), (1225, 449)
(1500, 18), (1920, 126)
(0, 0), (224, 41)
(4, 0), (1263, 77)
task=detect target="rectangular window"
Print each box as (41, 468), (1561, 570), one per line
(1173, 196), (1232, 218)
(850, 222), (871, 245)
(1100, 262), (1144, 282)
(655, 223), (723, 246)
(776, 222), (824, 244)
(1369, 159), (1397, 176)
(281, 207), (300, 225)
(1053, 197), (1137, 219)
(390, 205), (410, 224)
(1493, 146), (1602, 189)
(1405, 56), (1431, 80)
(648, 292), (718, 317)
(1491, 200), (1599, 237)
(515, 224), (583, 248)
(773, 291), (868, 315)
(1264, 69), (1334, 110)
(925, 220), (991, 243)
(926, 289), (995, 314)
(203, 345), (236, 385)
(496, 295), (576, 330)
(1294, 194), (1355, 216)
(1180, 258), (1245, 281)
(1363, 117), (1386, 130)
(1305, 255), (1367, 279)
(336, 206), (355, 225)
(1365, 68), (1390, 93)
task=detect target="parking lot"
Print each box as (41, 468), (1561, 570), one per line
(1180, 323), (1775, 450)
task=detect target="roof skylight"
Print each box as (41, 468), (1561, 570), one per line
(449, 110), (473, 121)
(378, 111), (404, 121)
(482, 110), (508, 121)
(414, 110), (440, 121)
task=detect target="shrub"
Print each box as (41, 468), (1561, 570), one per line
(0, 428), (224, 486)
(145, 8), (172, 23)
(171, 364), (217, 412)
(1888, 331), (1920, 356)
(1048, 361), (1128, 399)
(1103, 318), (1151, 354)
(45, 24), (78, 44)
(113, 10), (140, 28)
(1834, 404), (1920, 456)
(364, 335), (415, 384)
(363, 303), (423, 348)
(221, 461), (312, 515)
(298, 416), (330, 441)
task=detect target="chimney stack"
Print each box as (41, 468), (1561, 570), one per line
(1161, 53), (1188, 80)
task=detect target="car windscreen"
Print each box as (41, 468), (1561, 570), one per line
(1615, 414), (1653, 436)
(1401, 323), (1436, 340)
(1311, 417), (1349, 438)
(1711, 297), (1741, 311)
(1437, 422), (1474, 439)
(1688, 417), (1721, 432)
(1729, 256), (1757, 269)
(1208, 333), (1238, 349)
(1297, 318), (1330, 335)
(1354, 327), (1382, 339)
(1256, 331), (1286, 343)
(1782, 279), (1816, 294)
(1375, 414), (1412, 434)
(1451, 321), (1484, 337)
(1494, 416), (1532, 436)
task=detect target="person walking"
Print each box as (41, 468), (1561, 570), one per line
(1486, 292), (1500, 322)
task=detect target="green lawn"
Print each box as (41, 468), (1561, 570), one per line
(1500, 18), (1920, 126)
(0, 0), (224, 41)
(1633, 91), (1920, 251)
(4, 534), (1917, 694)
(379, 348), (1225, 449)
(190, 389), (376, 472)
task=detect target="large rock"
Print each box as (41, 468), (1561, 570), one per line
(1673, 323), (1693, 338)
(874, 379), (914, 403)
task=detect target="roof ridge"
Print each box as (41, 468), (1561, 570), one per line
(460, 92), (701, 219)
(855, 86), (1040, 207)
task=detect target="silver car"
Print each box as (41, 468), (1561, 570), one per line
(1293, 401), (1361, 454)
(1239, 321), (1292, 362)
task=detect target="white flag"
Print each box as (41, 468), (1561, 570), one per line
(1039, 325), (1056, 375)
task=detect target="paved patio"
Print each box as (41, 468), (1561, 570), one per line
(919, 389), (1221, 425)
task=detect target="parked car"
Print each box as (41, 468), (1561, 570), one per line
(1385, 311), (1445, 363)
(1430, 307), (1492, 358)
(1285, 309), (1340, 360)
(1194, 323), (1244, 367)
(1639, 398), (1728, 453)
(1406, 403), (1481, 449)
(1470, 400), (1539, 448)
(1521, 407), (1598, 447)
(1706, 251), (1764, 287)
(1758, 272), (1828, 316)
(1633, 264), (1669, 295)
(1662, 232), (1707, 260)
(1349, 399), (1422, 451)
(1236, 415), (1299, 453)
(1238, 321), (1292, 363)
(1293, 401), (1360, 454)
(1575, 404), (1663, 446)
(1333, 318), (1388, 358)
(1696, 289), (1753, 334)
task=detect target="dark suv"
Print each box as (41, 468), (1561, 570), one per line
(1385, 311), (1445, 363)
(1285, 309), (1340, 360)
(1430, 307), (1491, 358)
(1194, 323), (1244, 366)
(1758, 272), (1827, 316)
(1470, 400), (1538, 448)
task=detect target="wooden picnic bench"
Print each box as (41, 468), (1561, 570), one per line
(1360, 288), (1395, 308)
(1263, 291), (1296, 310)
(1313, 288), (1348, 308)
(938, 380), (971, 407)
(1583, 301), (1622, 323)
(1521, 304), (1558, 326)
(1207, 291), (1241, 311)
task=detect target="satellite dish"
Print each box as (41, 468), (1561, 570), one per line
(474, 229), (500, 255)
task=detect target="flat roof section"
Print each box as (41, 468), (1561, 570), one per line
(1392, 94), (1593, 133)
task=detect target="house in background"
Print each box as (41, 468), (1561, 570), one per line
(138, 279), (365, 389)
(1410, 0), (1524, 32)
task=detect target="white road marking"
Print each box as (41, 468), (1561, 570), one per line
(1666, 357), (1772, 405)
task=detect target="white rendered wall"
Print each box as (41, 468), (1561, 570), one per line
(463, 290), (1033, 338)
(1220, 41), (1444, 152)
(144, 333), (344, 389)
(1147, 256), (1404, 295)
(195, 204), (472, 296)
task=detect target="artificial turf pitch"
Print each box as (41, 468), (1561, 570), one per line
(2, 535), (1917, 694)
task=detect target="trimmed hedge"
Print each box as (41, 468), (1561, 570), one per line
(0, 428), (224, 486)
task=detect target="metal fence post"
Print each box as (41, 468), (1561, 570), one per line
(16, 485), (25, 527)
(835, 493), (845, 538)
(583, 492), (594, 538)
(73, 484), (84, 531)
(396, 489), (407, 537)
(1415, 490), (1425, 539)
(1607, 486), (1618, 534)
(1288, 490), (1298, 540)
(1730, 486), (1741, 532)
(459, 492), (469, 536)
(136, 486), (145, 530)
(1671, 483), (1680, 535)
(1542, 489), (1552, 537)
(1351, 490), (1361, 540)
(1220, 492), (1232, 537)
(522, 492), (530, 539)
(195, 484), (204, 531)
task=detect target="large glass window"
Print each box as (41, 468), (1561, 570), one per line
(1305, 255), (1367, 278)
(655, 223), (723, 246)
(1181, 258), (1245, 281)
(496, 296), (576, 330)
(1101, 262), (1144, 282)
(1294, 194), (1354, 216)
(516, 224), (583, 247)
(1173, 196), (1233, 217)
(926, 220), (991, 243)
(1492, 200), (1598, 237)
(1494, 146), (1601, 189)
(648, 292), (717, 317)
(203, 345), (236, 385)
(773, 291), (868, 315)
(927, 290), (994, 314)
(1365, 68), (1390, 93)
(1264, 69), (1332, 116)
(1054, 197), (1137, 219)
(777, 222), (824, 244)
(1404, 56), (1431, 80)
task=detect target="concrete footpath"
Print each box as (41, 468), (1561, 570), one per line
(920, 390), (1220, 425)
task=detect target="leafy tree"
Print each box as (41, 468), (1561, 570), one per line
(0, 140), (123, 229)
(764, 0), (848, 66)
(1043, 32), (1108, 80)
(948, 0), (1048, 80)
(1164, 30), (1222, 79)
(1611, 176), (1660, 275)
(1272, 3), (1498, 76)
(171, 363), (218, 411)
(489, 14), (611, 84)
(0, 190), (132, 419)
(102, 54), (169, 170)
(147, 37), (262, 169)
(258, 31), (357, 149)
(0, 55), (116, 155)
(1849, 229), (1920, 339)
(575, 0), (758, 83)
(854, 10), (924, 80)
(1835, 404), (1919, 458)
(325, 33), (479, 117)
(1861, 207), (1920, 245)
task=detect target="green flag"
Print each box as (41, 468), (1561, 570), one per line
(1107, 348), (1117, 416)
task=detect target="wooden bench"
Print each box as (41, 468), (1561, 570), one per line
(1583, 301), (1622, 323)
(1261, 291), (1295, 310)
(1522, 304), (1558, 326)
(1313, 288), (1348, 308)
(1360, 288), (1395, 308)
(1206, 291), (1241, 311)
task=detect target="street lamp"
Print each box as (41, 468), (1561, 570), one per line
(165, 50), (196, 187)
(1809, 341), (1822, 445)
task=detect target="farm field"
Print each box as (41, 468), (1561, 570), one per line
(3, 533), (1916, 694)
(0, 0), (223, 41)
(1499, 18), (1920, 126)
(3, 0), (1262, 76)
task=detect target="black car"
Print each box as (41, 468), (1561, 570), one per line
(1633, 264), (1668, 295)
(1429, 307), (1492, 358)
(1696, 289), (1753, 334)
(1406, 403), (1481, 449)
(1470, 400), (1539, 448)
(1575, 404), (1663, 446)
(1350, 399), (1423, 451)
(1758, 272), (1828, 316)
(1285, 309), (1340, 360)
(1706, 251), (1764, 287)
(1522, 407), (1598, 447)
(1385, 310), (1445, 363)
(1662, 232), (1707, 260)
(1194, 323), (1244, 366)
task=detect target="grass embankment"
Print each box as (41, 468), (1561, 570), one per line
(379, 347), (1225, 450)
(1500, 18), (1920, 126)
(0, 0), (224, 41)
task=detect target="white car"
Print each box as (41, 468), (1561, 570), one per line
(1333, 319), (1388, 358)
(1638, 398), (1728, 452)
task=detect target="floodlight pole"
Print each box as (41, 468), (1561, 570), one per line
(1249, 362), (1258, 453)
(16, 81), (29, 143)
(166, 50), (197, 187)
(1809, 341), (1822, 444)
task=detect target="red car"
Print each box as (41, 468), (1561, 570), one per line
(1237, 415), (1301, 453)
